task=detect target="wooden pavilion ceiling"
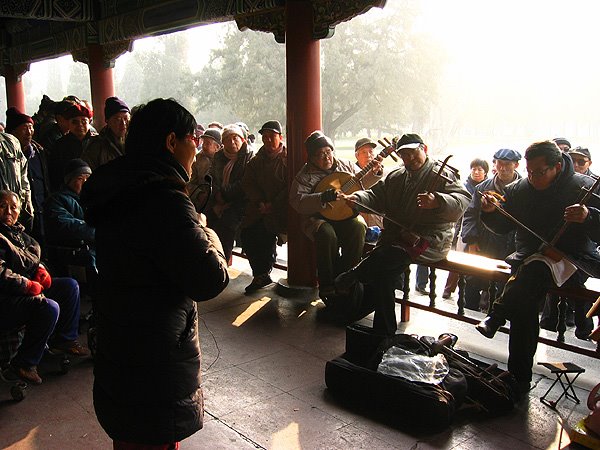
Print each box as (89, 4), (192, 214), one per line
(0, 0), (386, 72)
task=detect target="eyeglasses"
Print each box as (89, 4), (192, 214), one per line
(572, 158), (590, 166)
(186, 134), (201, 146)
(526, 166), (553, 178)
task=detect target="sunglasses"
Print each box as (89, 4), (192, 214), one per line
(572, 158), (590, 166)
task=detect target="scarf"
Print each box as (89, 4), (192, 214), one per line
(222, 148), (239, 187)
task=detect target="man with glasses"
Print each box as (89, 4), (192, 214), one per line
(476, 140), (600, 394)
(290, 130), (381, 303)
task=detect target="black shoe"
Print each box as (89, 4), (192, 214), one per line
(476, 316), (506, 339)
(415, 286), (429, 295)
(245, 274), (274, 293)
(334, 270), (357, 296)
(575, 329), (593, 340)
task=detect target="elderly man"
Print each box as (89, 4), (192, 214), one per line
(476, 141), (600, 392)
(82, 97), (130, 170)
(206, 124), (253, 264)
(241, 120), (287, 292)
(568, 146), (595, 177)
(354, 137), (384, 230)
(5, 107), (49, 241)
(335, 133), (471, 335)
(290, 131), (382, 301)
(188, 128), (222, 214)
(461, 148), (521, 311)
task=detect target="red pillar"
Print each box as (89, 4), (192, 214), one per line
(4, 65), (26, 112)
(285, 1), (322, 287)
(87, 44), (115, 128)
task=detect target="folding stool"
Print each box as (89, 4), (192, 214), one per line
(538, 362), (585, 409)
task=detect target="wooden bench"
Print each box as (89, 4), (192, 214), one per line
(396, 250), (600, 359)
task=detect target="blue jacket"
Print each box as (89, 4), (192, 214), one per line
(461, 173), (521, 259)
(43, 186), (95, 247)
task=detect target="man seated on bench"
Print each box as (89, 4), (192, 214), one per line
(475, 140), (600, 393)
(335, 133), (471, 335)
(43, 158), (96, 277)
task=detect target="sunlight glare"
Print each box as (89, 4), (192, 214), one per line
(232, 297), (271, 327)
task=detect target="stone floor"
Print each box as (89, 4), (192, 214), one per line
(1, 258), (598, 449)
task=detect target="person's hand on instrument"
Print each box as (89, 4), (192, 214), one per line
(338, 193), (359, 207)
(416, 192), (440, 209)
(320, 188), (338, 203)
(370, 156), (383, 176)
(564, 204), (589, 223)
(479, 193), (497, 213)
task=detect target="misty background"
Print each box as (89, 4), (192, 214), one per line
(1, 0), (600, 173)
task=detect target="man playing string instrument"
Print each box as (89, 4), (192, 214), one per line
(335, 133), (471, 335)
(476, 140), (600, 394)
(289, 131), (382, 302)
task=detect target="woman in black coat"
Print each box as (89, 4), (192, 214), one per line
(81, 98), (229, 448)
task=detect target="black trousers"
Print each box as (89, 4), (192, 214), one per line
(490, 261), (555, 383)
(351, 245), (412, 335)
(241, 220), (277, 277)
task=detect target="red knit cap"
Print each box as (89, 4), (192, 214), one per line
(63, 103), (92, 120)
(5, 107), (34, 132)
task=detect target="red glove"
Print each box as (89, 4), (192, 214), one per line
(33, 265), (52, 290)
(25, 280), (43, 296)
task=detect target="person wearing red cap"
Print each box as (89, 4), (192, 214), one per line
(82, 97), (130, 170)
(5, 107), (51, 243)
(1, 109), (35, 232)
(47, 103), (97, 192)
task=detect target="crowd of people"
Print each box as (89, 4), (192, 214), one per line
(1, 92), (600, 448)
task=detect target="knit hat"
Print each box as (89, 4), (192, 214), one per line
(304, 130), (334, 155)
(5, 107), (34, 132)
(259, 120), (283, 135)
(493, 148), (522, 162)
(104, 97), (130, 121)
(38, 95), (56, 114)
(354, 137), (377, 152)
(396, 133), (424, 151)
(222, 124), (246, 141)
(63, 158), (92, 184)
(63, 103), (92, 120)
(202, 128), (222, 146)
(552, 137), (571, 148)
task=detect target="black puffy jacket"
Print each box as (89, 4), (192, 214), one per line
(482, 153), (600, 278)
(81, 152), (229, 445)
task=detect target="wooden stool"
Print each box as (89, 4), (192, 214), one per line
(538, 362), (585, 409)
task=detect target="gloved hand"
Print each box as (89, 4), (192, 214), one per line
(25, 280), (44, 296)
(33, 265), (52, 290)
(320, 188), (337, 203)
